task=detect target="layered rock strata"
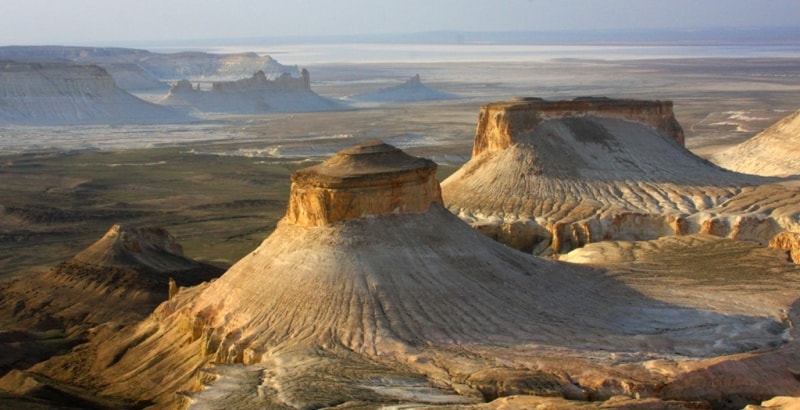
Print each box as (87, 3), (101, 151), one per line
(13, 142), (799, 409)
(442, 97), (799, 255)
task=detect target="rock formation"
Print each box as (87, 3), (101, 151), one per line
(0, 61), (190, 125)
(0, 224), (223, 374)
(441, 97), (800, 255)
(711, 109), (800, 177)
(346, 74), (458, 103)
(9, 142), (800, 408)
(161, 69), (345, 115)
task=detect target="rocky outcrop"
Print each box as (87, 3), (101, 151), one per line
(441, 97), (800, 255)
(18, 142), (799, 408)
(712, 109), (800, 177)
(162, 69), (345, 115)
(0, 224), (223, 333)
(472, 97), (685, 157)
(286, 141), (441, 226)
(346, 74), (458, 103)
(0, 61), (190, 125)
(770, 231), (800, 263)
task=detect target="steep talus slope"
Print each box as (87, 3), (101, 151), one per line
(0, 224), (223, 375)
(442, 97), (796, 255)
(0, 61), (191, 125)
(712, 109), (800, 177)
(11, 143), (799, 409)
(346, 74), (458, 103)
(162, 70), (346, 115)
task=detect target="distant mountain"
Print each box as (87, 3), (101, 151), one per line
(0, 45), (298, 82)
(345, 74), (458, 103)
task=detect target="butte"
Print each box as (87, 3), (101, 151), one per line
(5, 142), (799, 409)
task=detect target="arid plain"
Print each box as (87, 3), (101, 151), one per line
(2, 54), (799, 281)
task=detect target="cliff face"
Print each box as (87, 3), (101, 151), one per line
(286, 141), (441, 226)
(441, 97), (800, 256)
(472, 97), (684, 157)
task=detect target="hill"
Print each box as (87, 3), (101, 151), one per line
(711, 109), (800, 177)
(440, 97), (799, 255)
(0, 61), (191, 125)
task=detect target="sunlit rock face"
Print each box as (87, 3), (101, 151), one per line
(0, 61), (190, 125)
(12, 142), (799, 409)
(286, 141), (442, 226)
(441, 97), (800, 255)
(712, 109), (800, 177)
(471, 97), (685, 157)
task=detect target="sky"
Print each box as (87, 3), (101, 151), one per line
(1, 0), (799, 46)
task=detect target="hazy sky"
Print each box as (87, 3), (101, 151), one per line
(1, 0), (799, 46)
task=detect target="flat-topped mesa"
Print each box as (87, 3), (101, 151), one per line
(472, 97), (685, 157)
(286, 141), (442, 226)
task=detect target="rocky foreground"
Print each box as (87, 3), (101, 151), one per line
(441, 97), (800, 257)
(2, 142), (799, 409)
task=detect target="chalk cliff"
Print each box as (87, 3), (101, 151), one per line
(0, 61), (190, 125)
(13, 142), (799, 409)
(442, 97), (800, 255)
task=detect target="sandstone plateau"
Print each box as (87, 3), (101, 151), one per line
(0, 224), (223, 376)
(441, 97), (800, 257)
(4, 142), (800, 409)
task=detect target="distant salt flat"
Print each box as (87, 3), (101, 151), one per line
(148, 43), (800, 65)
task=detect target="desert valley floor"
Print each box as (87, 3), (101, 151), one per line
(1, 48), (800, 409)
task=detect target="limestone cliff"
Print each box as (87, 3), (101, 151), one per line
(442, 97), (800, 255)
(286, 141), (441, 226)
(472, 97), (685, 157)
